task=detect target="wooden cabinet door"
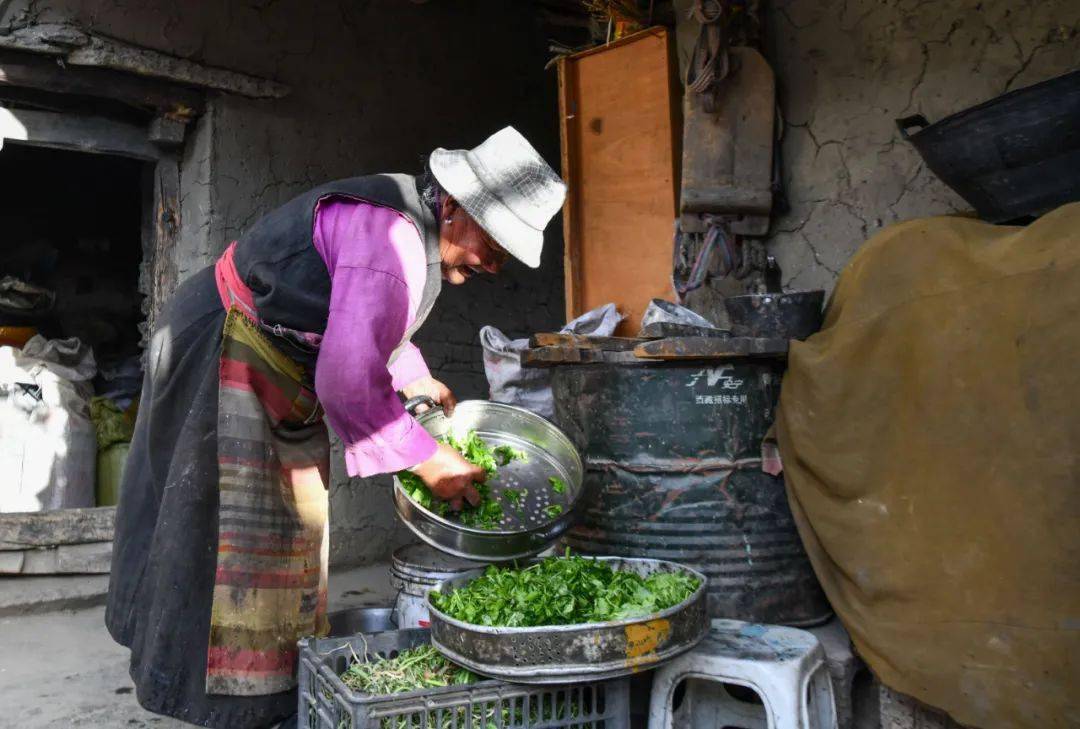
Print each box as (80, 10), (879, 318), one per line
(558, 27), (682, 335)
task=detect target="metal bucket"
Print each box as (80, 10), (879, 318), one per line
(724, 290), (825, 341)
(896, 69), (1080, 223)
(389, 543), (486, 629)
(551, 357), (831, 626)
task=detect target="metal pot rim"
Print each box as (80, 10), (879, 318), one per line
(394, 479), (582, 536)
(724, 289), (825, 303)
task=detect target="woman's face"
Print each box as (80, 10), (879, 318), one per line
(438, 197), (510, 285)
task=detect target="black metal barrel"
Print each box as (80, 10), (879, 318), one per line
(551, 355), (831, 626)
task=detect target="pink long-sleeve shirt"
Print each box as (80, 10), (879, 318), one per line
(312, 197), (439, 477)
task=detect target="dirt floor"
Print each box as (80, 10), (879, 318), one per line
(0, 564), (395, 728)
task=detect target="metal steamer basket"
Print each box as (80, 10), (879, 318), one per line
(393, 399), (584, 561)
(426, 557), (710, 684)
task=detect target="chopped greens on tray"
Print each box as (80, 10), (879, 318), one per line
(492, 444), (527, 466)
(430, 552), (700, 627)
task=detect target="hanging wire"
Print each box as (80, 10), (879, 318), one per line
(686, 0), (732, 99)
(673, 217), (740, 302)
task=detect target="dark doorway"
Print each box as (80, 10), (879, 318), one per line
(0, 143), (147, 380)
(0, 142), (148, 513)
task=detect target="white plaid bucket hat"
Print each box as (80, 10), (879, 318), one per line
(430, 126), (567, 268)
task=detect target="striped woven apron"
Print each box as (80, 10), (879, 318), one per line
(205, 298), (331, 696)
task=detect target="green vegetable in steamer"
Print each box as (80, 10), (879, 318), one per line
(492, 444), (527, 466)
(397, 430), (526, 530)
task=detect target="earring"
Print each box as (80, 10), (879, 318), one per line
(444, 218), (453, 225)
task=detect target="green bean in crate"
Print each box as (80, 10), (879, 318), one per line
(339, 644), (477, 697)
(297, 628), (630, 729)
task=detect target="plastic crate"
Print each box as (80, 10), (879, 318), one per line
(298, 628), (630, 729)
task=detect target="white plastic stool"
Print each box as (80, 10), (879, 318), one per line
(648, 619), (837, 729)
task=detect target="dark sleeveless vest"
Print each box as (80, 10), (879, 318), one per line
(232, 173), (442, 364)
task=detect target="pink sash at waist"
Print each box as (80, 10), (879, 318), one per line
(214, 242), (258, 320)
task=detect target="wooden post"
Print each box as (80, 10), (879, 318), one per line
(149, 156), (181, 329)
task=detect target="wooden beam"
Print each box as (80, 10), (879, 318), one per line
(528, 332), (645, 350)
(66, 35), (289, 99)
(0, 107), (161, 159)
(148, 115), (186, 147)
(522, 346), (609, 367)
(0, 507), (116, 550)
(0, 23), (288, 99)
(0, 23), (87, 55)
(0, 49), (203, 118)
(633, 336), (789, 360)
(149, 156), (182, 326)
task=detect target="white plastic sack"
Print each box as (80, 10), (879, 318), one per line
(0, 336), (97, 512)
(480, 304), (623, 419)
(640, 298), (720, 330)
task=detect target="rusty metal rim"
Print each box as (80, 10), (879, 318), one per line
(430, 632), (702, 684)
(426, 556), (710, 684)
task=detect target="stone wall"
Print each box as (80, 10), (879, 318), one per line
(674, 0), (1080, 295)
(0, 0), (565, 566)
(768, 0), (1079, 292)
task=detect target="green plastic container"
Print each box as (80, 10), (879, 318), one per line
(96, 442), (130, 507)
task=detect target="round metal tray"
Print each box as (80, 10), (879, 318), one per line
(393, 399), (584, 561)
(426, 557), (710, 684)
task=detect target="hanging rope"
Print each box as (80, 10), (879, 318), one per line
(673, 218), (767, 301)
(673, 217), (740, 301)
(685, 0), (732, 109)
(685, 0), (762, 109)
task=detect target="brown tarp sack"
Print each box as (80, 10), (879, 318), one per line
(776, 203), (1080, 729)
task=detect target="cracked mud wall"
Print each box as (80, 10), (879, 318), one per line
(1, 0), (564, 566)
(675, 0), (1080, 294)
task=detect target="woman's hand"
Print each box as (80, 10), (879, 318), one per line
(402, 376), (457, 415)
(411, 443), (485, 511)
